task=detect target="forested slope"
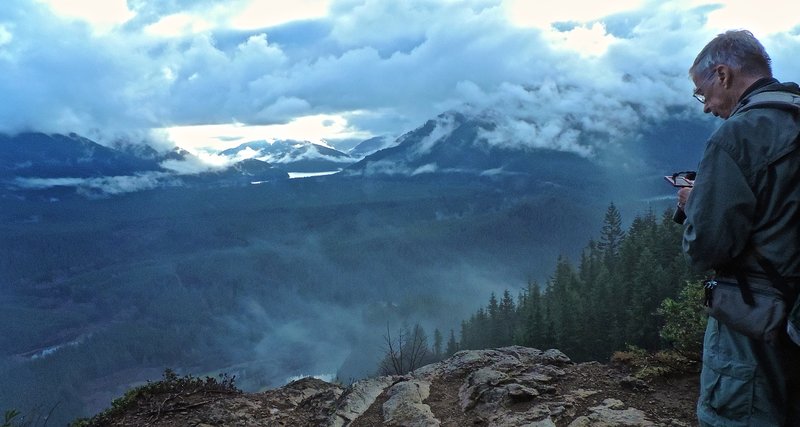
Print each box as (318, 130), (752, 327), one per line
(454, 204), (704, 362)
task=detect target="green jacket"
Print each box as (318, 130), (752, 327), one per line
(683, 80), (800, 278)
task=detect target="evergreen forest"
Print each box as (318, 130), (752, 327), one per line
(449, 203), (705, 362)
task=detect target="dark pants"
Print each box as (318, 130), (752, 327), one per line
(698, 318), (800, 426)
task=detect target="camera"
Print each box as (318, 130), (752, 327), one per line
(664, 171), (696, 188)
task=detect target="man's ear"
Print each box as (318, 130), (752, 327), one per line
(716, 64), (733, 89)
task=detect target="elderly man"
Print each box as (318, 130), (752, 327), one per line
(679, 30), (800, 426)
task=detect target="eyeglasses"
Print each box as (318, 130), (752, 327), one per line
(692, 70), (717, 104)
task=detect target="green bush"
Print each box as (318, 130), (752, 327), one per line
(70, 369), (239, 427)
(611, 345), (699, 380)
(657, 280), (707, 359)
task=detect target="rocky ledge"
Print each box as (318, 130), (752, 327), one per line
(86, 346), (698, 426)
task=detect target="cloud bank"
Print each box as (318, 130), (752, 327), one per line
(12, 172), (177, 197)
(1, 0), (798, 150)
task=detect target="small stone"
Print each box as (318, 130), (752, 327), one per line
(528, 418), (557, 427)
(601, 399), (625, 410)
(586, 399), (654, 426)
(505, 383), (540, 402)
(572, 388), (599, 399)
(542, 349), (572, 365)
(549, 405), (566, 417)
(620, 375), (650, 391)
(567, 416), (592, 427)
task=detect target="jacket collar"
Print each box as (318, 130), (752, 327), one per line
(731, 79), (800, 117)
(738, 77), (778, 102)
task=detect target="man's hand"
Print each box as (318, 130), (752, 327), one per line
(677, 186), (693, 210)
(672, 186), (693, 224)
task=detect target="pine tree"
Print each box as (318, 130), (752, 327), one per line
(433, 328), (443, 360)
(499, 289), (516, 345)
(540, 278), (558, 349)
(598, 203), (625, 268)
(446, 329), (459, 356)
(487, 293), (501, 347)
(459, 320), (470, 350)
(520, 281), (544, 348)
(625, 247), (663, 349)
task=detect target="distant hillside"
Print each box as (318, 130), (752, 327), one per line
(0, 133), (289, 198)
(0, 132), (161, 179)
(182, 158), (289, 187)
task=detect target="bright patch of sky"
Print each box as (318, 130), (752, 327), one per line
(7, 0), (800, 154)
(701, 0), (800, 34)
(34, 0), (134, 33)
(231, 0), (331, 30)
(506, 0), (645, 28)
(164, 114), (371, 152)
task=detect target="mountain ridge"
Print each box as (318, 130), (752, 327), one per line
(220, 139), (355, 172)
(0, 106), (712, 199)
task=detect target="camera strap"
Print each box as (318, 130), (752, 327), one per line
(721, 243), (797, 307)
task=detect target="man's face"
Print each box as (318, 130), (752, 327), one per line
(692, 67), (737, 119)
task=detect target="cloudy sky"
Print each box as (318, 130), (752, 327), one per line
(1, 0), (799, 152)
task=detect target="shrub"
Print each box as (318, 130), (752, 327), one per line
(657, 280), (707, 360)
(70, 369), (239, 427)
(611, 345), (698, 380)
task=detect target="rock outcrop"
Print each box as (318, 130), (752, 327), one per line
(86, 346), (698, 426)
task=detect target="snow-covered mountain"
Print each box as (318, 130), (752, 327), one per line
(220, 139), (355, 172)
(346, 112), (600, 182)
(348, 135), (395, 158)
(0, 133), (289, 198)
(344, 109), (710, 201)
(0, 108), (710, 199)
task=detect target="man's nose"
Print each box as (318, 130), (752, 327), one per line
(703, 104), (711, 114)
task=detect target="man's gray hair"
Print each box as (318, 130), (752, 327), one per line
(689, 29), (772, 78)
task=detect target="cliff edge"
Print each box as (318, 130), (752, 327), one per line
(78, 346), (698, 426)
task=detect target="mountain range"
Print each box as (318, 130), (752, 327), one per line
(346, 112), (603, 187)
(220, 139), (356, 173)
(0, 107), (711, 201)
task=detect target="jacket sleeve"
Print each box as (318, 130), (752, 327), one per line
(682, 141), (756, 272)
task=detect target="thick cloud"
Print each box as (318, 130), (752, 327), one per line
(0, 1), (157, 137)
(1, 0), (799, 149)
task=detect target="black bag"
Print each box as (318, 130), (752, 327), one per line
(705, 249), (798, 345)
(704, 279), (788, 343)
